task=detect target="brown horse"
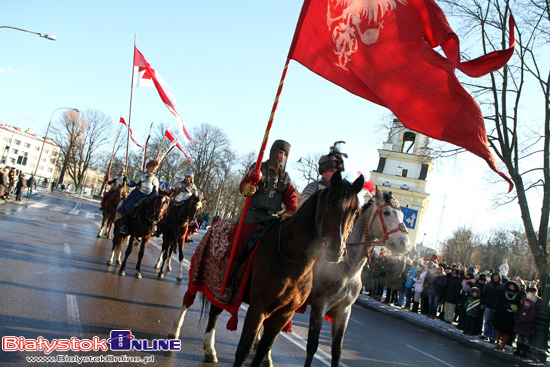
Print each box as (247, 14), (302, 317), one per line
(167, 171), (364, 367)
(304, 189), (411, 367)
(154, 193), (206, 281)
(107, 194), (169, 278)
(97, 185), (126, 239)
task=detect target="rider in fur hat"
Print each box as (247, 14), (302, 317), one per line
(216, 139), (297, 303)
(301, 141), (347, 203)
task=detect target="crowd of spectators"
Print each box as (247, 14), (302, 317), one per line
(363, 251), (540, 358)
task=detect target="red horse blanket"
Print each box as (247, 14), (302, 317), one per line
(182, 219), (257, 330)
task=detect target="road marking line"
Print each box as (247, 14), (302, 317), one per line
(69, 210), (80, 215)
(50, 206), (64, 212)
(30, 203), (48, 208)
(404, 344), (455, 367)
(66, 295), (83, 339)
(349, 317), (362, 325)
(85, 212), (96, 218)
(64, 243), (71, 255)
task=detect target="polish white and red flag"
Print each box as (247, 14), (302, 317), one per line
(120, 115), (143, 150)
(133, 47), (195, 142)
(165, 127), (191, 162)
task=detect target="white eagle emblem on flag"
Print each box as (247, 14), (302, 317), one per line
(327, 0), (408, 70)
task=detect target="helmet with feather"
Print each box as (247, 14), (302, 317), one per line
(319, 141), (348, 174)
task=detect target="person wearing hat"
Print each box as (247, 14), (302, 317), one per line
(442, 268), (463, 323)
(169, 170), (198, 203)
(160, 170), (200, 241)
(301, 141), (347, 203)
(99, 168), (126, 210)
(494, 280), (522, 350)
(480, 273), (505, 342)
(216, 139), (297, 303)
(0, 165), (9, 200)
(117, 160), (160, 233)
(14, 172), (27, 201)
(513, 295), (537, 357)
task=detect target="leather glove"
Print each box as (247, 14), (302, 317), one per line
(242, 183), (257, 197)
(281, 211), (293, 221)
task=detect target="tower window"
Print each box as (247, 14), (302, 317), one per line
(401, 132), (416, 154)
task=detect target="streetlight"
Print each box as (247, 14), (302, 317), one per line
(0, 26), (56, 40)
(33, 107), (80, 178)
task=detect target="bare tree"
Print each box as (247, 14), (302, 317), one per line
(438, 0), (549, 286)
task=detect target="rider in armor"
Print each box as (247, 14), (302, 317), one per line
(155, 170), (200, 240)
(169, 170), (198, 203)
(301, 141), (347, 204)
(216, 139), (297, 302)
(117, 160), (160, 234)
(99, 168), (125, 211)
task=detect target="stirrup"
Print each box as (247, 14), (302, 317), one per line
(215, 288), (232, 303)
(120, 225), (128, 235)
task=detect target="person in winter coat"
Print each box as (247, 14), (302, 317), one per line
(480, 273), (505, 341)
(26, 175), (36, 198)
(411, 264), (427, 313)
(0, 166), (9, 200)
(7, 167), (16, 199)
(472, 274), (488, 335)
(14, 172), (27, 201)
(403, 260), (419, 310)
(494, 281), (523, 350)
(457, 273), (476, 329)
(513, 296), (537, 357)
(396, 258), (413, 307)
(443, 268), (463, 323)
(427, 265), (447, 319)
(463, 287), (481, 335)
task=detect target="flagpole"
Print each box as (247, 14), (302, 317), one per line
(142, 122), (154, 170)
(119, 35), (137, 236)
(156, 135), (166, 159)
(220, 58), (291, 294)
(103, 121), (121, 196)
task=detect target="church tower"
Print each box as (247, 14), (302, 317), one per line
(370, 119), (434, 247)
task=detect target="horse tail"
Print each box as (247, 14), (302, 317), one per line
(199, 293), (211, 323)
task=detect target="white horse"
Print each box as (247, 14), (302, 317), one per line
(303, 189), (412, 367)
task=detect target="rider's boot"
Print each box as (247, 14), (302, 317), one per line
(215, 262), (240, 303)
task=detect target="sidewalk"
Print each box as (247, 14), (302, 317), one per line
(354, 293), (548, 366)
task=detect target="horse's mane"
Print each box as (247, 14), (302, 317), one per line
(297, 179), (357, 233)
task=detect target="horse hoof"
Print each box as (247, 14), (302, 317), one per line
(106, 235), (110, 240)
(167, 333), (178, 340)
(116, 260), (121, 265)
(158, 273), (164, 279)
(154, 264), (159, 269)
(167, 267), (171, 273)
(204, 354), (218, 364)
(135, 272), (142, 279)
(96, 234), (101, 238)
(176, 277), (182, 283)
(260, 360), (272, 367)
(107, 260), (112, 266)
(119, 270), (125, 276)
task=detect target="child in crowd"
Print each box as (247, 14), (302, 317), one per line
(411, 265), (427, 313)
(513, 296), (537, 357)
(463, 287), (481, 335)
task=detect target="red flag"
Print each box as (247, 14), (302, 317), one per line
(165, 127), (191, 162)
(120, 115), (144, 150)
(133, 47), (196, 143)
(288, 0), (515, 191)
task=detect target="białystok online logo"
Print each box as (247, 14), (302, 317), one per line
(2, 330), (181, 354)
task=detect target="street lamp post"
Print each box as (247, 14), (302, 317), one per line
(0, 26), (56, 40)
(33, 108), (80, 179)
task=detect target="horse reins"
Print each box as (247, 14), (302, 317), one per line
(347, 200), (408, 246)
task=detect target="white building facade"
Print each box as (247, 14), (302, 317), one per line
(370, 119), (434, 247)
(0, 121), (60, 181)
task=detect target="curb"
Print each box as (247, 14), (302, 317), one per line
(354, 294), (548, 366)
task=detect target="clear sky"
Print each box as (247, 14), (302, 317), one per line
(1, 1), (537, 248)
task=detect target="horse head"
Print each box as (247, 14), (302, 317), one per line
(178, 193), (206, 223)
(366, 189), (411, 255)
(152, 195), (170, 222)
(317, 171), (364, 263)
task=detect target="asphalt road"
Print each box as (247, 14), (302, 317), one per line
(0, 190), (514, 366)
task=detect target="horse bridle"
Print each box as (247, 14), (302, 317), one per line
(347, 199), (408, 246)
